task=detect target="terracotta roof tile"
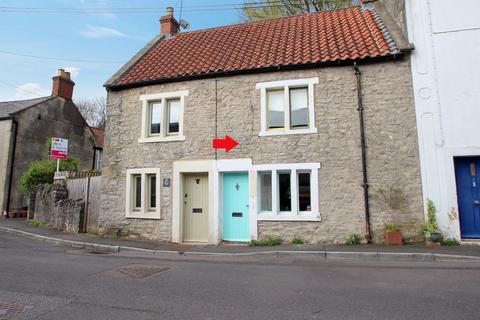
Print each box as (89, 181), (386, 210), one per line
(114, 6), (397, 87)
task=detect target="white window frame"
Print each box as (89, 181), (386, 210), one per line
(125, 168), (161, 219)
(254, 163), (320, 221)
(256, 78), (318, 136)
(138, 90), (188, 143)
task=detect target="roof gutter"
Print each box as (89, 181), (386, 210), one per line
(106, 53), (405, 91)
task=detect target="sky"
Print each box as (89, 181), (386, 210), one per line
(0, 0), (243, 101)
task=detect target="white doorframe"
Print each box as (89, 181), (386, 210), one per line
(172, 160), (215, 244)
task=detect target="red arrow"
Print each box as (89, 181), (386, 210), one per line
(212, 135), (239, 152)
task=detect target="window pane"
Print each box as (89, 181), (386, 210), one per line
(133, 175), (141, 209)
(278, 172), (291, 212)
(150, 102), (161, 134)
(148, 174), (156, 209)
(167, 99), (180, 134)
(267, 89), (284, 129)
(290, 87), (309, 128)
(298, 172), (311, 211)
(259, 172), (272, 211)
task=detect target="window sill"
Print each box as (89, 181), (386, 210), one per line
(258, 128), (317, 137)
(138, 135), (185, 143)
(126, 212), (161, 220)
(257, 214), (321, 221)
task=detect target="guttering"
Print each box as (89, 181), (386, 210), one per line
(106, 53), (403, 91)
(5, 118), (18, 214)
(353, 62), (372, 244)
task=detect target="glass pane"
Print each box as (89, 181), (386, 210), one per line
(150, 102), (161, 134)
(298, 172), (311, 211)
(259, 172), (272, 211)
(278, 172), (291, 212)
(290, 87), (309, 128)
(167, 99), (180, 134)
(267, 89), (284, 129)
(148, 175), (156, 209)
(133, 175), (141, 209)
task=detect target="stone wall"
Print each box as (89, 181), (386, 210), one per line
(34, 183), (84, 233)
(101, 57), (423, 244)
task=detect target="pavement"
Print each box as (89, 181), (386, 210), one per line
(1, 229), (480, 319)
(2, 218), (480, 262)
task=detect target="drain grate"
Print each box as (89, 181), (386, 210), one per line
(0, 301), (33, 320)
(116, 264), (170, 279)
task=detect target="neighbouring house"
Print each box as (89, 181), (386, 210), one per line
(404, 0), (480, 241)
(101, 3), (424, 244)
(0, 69), (95, 215)
(90, 127), (104, 171)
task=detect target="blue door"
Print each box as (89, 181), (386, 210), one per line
(223, 172), (249, 242)
(455, 157), (480, 238)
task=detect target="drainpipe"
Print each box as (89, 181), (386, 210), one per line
(214, 78), (218, 161)
(354, 62), (372, 243)
(5, 118), (18, 215)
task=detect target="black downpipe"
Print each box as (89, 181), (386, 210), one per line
(5, 119), (18, 215)
(354, 62), (372, 243)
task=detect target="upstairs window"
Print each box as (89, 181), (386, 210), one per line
(257, 78), (318, 136)
(139, 91), (188, 143)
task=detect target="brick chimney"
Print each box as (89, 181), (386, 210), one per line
(52, 69), (75, 100)
(160, 7), (179, 37)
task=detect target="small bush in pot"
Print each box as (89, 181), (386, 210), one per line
(421, 199), (443, 247)
(384, 224), (403, 245)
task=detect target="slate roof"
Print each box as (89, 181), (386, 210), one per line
(110, 6), (398, 88)
(0, 96), (53, 119)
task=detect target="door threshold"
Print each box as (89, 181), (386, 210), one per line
(461, 239), (480, 246)
(222, 241), (249, 246)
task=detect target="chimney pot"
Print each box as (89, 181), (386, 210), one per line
(52, 68), (75, 100)
(160, 7), (179, 37)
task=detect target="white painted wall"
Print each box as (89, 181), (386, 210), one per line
(0, 120), (12, 212)
(406, 0), (480, 239)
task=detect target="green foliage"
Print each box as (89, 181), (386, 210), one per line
(27, 220), (47, 228)
(249, 236), (283, 246)
(421, 199), (440, 237)
(385, 224), (401, 232)
(242, 0), (356, 21)
(345, 233), (363, 245)
(291, 235), (304, 244)
(443, 238), (460, 246)
(19, 157), (79, 194)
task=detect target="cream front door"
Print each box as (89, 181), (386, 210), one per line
(183, 173), (209, 242)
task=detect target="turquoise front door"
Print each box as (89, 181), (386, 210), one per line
(223, 172), (249, 242)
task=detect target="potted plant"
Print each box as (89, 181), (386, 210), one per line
(384, 224), (403, 245)
(421, 199), (443, 248)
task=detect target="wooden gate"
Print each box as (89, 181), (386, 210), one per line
(66, 174), (101, 234)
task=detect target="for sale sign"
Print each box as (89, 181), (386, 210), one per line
(50, 138), (68, 160)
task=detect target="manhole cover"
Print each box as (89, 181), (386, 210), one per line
(116, 264), (169, 279)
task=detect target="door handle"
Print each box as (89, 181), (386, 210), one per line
(474, 200), (480, 205)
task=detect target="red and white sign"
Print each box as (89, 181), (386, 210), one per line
(50, 138), (68, 160)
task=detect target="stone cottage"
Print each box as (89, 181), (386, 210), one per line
(0, 69), (95, 215)
(102, 3), (423, 244)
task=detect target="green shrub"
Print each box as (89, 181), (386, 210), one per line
(443, 238), (460, 246)
(27, 220), (47, 228)
(291, 235), (304, 245)
(345, 234), (363, 245)
(385, 224), (400, 232)
(249, 236), (283, 246)
(19, 157), (79, 194)
(421, 199), (440, 237)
